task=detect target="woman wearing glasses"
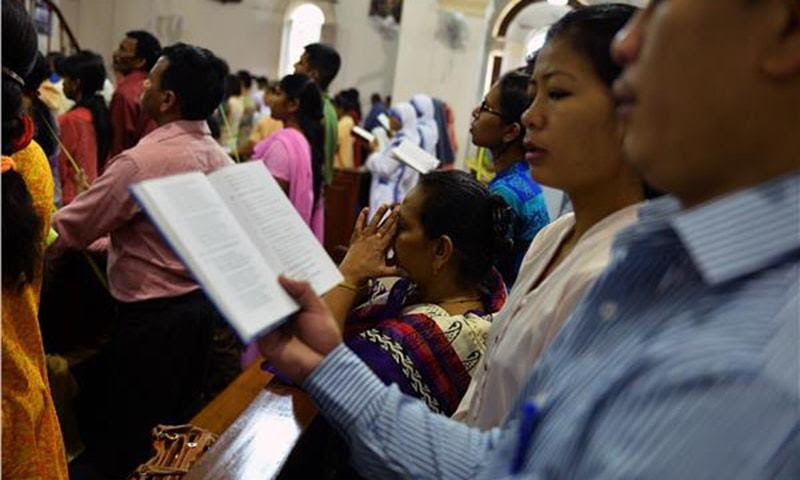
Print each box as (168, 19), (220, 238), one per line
(469, 69), (550, 288)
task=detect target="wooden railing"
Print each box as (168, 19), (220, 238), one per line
(25, 0), (81, 53)
(185, 362), (318, 479)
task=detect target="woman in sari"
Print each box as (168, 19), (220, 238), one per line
(253, 74), (325, 241)
(325, 170), (513, 414)
(2, 0), (68, 477)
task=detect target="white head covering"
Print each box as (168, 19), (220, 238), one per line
(410, 94), (439, 155)
(368, 101), (422, 217)
(388, 102), (421, 147)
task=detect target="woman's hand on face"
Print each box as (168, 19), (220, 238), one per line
(339, 204), (400, 285)
(257, 276), (343, 384)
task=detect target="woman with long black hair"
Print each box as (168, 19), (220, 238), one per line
(253, 73), (325, 241)
(58, 50), (112, 204)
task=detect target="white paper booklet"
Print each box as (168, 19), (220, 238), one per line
(390, 139), (441, 174)
(352, 125), (375, 143)
(131, 161), (342, 342)
(377, 113), (392, 131)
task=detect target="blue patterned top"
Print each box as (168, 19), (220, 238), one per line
(488, 160), (550, 287)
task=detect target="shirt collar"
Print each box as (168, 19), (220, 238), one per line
(140, 120), (211, 144)
(118, 70), (148, 87)
(669, 171), (800, 286)
(492, 160), (527, 182)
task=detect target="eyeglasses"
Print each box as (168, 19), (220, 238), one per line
(474, 100), (504, 119)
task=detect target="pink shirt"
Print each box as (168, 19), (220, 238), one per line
(253, 128), (324, 242)
(58, 107), (98, 205)
(52, 120), (233, 302)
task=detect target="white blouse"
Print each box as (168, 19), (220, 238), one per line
(452, 203), (641, 430)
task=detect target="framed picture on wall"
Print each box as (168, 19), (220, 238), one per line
(369, 0), (403, 24)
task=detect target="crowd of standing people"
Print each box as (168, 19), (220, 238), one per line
(3, 0), (798, 479)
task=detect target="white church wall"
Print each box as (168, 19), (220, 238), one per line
(391, 0), (491, 166)
(59, 0), (398, 110)
(61, 0), (286, 78)
(328, 0), (399, 112)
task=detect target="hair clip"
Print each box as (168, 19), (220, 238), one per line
(2, 66), (26, 88)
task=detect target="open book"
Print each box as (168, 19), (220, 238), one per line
(131, 162), (342, 342)
(391, 139), (441, 174)
(352, 125), (375, 144)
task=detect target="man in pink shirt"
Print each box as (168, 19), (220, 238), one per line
(52, 43), (232, 477)
(108, 30), (161, 160)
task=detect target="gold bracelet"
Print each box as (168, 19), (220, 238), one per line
(337, 279), (362, 292)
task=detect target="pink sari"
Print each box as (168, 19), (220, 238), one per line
(252, 128), (324, 242)
(243, 128), (325, 368)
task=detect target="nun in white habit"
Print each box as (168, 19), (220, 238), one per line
(411, 94), (440, 155)
(366, 102), (422, 218)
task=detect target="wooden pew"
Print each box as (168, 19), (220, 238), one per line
(324, 169), (369, 263)
(185, 362), (317, 479)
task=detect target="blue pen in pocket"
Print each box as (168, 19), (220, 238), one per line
(511, 400), (540, 475)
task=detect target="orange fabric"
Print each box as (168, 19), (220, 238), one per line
(2, 141), (68, 479)
(58, 107), (99, 205)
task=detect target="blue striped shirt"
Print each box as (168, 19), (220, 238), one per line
(305, 172), (800, 479)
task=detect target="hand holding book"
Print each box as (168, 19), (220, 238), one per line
(256, 276), (343, 385)
(131, 162), (342, 342)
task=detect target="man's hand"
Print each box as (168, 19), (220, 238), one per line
(257, 276), (344, 384)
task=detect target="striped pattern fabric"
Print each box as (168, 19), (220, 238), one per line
(305, 171), (800, 479)
(343, 273), (506, 416)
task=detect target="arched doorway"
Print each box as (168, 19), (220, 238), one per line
(483, 0), (583, 92)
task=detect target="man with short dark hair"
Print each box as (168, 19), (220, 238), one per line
(363, 92), (388, 132)
(295, 42), (341, 184)
(257, 1), (800, 478)
(53, 42), (235, 477)
(109, 30), (162, 159)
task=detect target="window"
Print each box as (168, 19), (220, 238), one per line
(280, 3), (325, 76)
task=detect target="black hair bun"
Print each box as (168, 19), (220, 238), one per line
(487, 194), (514, 258)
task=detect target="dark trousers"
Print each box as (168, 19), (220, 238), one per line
(104, 289), (240, 478)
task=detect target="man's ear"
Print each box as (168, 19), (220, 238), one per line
(308, 69), (321, 85)
(161, 90), (178, 114)
(762, 1), (800, 78)
(132, 57), (147, 71)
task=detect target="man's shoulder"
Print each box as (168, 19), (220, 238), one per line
(118, 135), (230, 179)
(638, 262), (799, 394)
(59, 107), (93, 127)
(113, 74), (146, 100)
